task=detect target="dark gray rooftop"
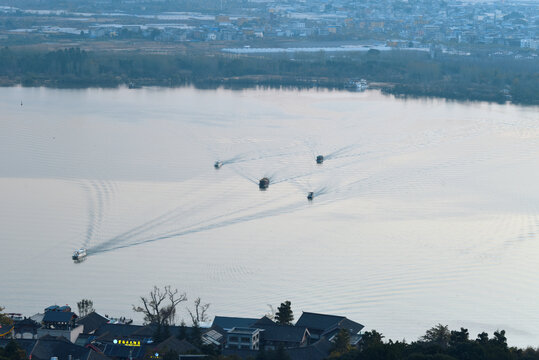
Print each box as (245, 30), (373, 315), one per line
(153, 336), (199, 354)
(0, 338), (37, 355)
(92, 323), (196, 343)
(295, 312), (363, 334)
(321, 318), (365, 337)
(93, 324), (147, 338)
(258, 324), (309, 343)
(76, 313), (109, 334)
(252, 317), (309, 343)
(252, 316), (275, 326)
(228, 327), (259, 335)
(102, 343), (146, 359)
(42, 311), (77, 324)
(222, 348), (258, 359)
(212, 316), (258, 330)
(286, 338), (333, 360)
(29, 335), (95, 360)
(221, 338), (332, 360)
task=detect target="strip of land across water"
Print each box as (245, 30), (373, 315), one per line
(0, 42), (537, 105)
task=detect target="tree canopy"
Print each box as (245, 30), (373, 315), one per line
(274, 301), (293, 325)
(0, 306), (13, 327)
(327, 325), (539, 360)
(0, 341), (25, 360)
(330, 329), (352, 357)
(420, 324), (451, 348)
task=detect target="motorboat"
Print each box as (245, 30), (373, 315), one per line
(72, 248), (87, 261)
(307, 192), (314, 201)
(316, 155), (324, 164)
(259, 177), (270, 190)
(214, 161), (223, 169)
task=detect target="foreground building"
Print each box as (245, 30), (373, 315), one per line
(2, 304), (365, 360)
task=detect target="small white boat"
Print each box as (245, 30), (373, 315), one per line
(214, 161), (223, 169)
(355, 79), (368, 91)
(72, 248), (87, 261)
(346, 79), (368, 92)
(307, 192), (314, 201)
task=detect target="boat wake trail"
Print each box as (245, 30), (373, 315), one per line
(86, 118), (499, 257)
(219, 145), (307, 168)
(90, 199), (305, 255)
(88, 180), (240, 254)
(221, 154), (248, 165)
(80, 181), (96, 248)
(324, 144), (358, 160)
(80, 179), (115, 248)
(228, 164), (259, 185)
(313, 185), (330, 197)
(87, 186), (303, 255)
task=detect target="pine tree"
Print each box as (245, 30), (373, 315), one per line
(275, 301), (293, 325)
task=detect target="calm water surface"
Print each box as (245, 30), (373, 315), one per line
(1, 86), (538, 346)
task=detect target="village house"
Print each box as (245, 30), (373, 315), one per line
(37, 306), (83, 343)
(2, 304), (365, 360)
(295, 311), (364, 345)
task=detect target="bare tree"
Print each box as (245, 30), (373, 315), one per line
(187, 297), (210, 325)
(265, 304), (276, 320)
(77, 299), (94, 317)
(133, 286), (187, 326)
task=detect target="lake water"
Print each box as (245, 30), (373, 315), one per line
(1, 86), (538, 347)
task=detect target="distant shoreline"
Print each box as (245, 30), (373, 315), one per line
(0, 47), (537, 106)
(1, 78), (536, 108)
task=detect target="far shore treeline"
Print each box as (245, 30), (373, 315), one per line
(0, 46), (537, 105)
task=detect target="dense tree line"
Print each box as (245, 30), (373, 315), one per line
(171, 324), (539, 360)
(328, 326), (539, 360)
(0, 47), (537, 105)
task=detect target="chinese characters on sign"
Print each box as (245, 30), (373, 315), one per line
(113, 339), (141, 347)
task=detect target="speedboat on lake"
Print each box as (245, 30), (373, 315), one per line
(72, 248), (87, 261)
(259, 177), (270, 190)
